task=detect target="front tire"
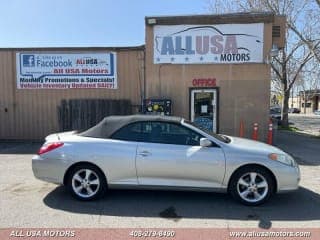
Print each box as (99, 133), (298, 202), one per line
(67, 164), (107, 201)
(229, 166), (274, 206)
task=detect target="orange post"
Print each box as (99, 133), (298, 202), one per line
(267, 119), (273, 145)
(239, 120), (244, 137)
(252, 123), (258, 140)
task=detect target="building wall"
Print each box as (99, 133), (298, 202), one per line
(290, 95), (320, 114)
(289, 97), (301, 109)
(145, 15), (284, 141)
(0, 48), (144, 140)
(0, 13), (286, 141)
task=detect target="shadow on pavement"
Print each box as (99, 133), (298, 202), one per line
(44, 186), (320, 228)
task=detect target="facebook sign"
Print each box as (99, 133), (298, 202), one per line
(16, 52), (118, 89)
(22, 55), (35, 67)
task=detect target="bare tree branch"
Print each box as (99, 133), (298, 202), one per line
(288, 21), (320, 63)
(288, 53), (314, 90)
(271, 62), (283, 81)
(205, 0), (319, 127)
(284, 41), (304, 64)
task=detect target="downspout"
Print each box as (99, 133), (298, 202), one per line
(142, 47), (146, 113)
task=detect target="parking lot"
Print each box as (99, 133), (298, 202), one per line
(1, 131), (320, 229)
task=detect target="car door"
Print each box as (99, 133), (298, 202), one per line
(108, 122), (146, 185)
(136, 121), (226, 189)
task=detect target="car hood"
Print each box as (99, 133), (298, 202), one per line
(225, 136), (285, 155)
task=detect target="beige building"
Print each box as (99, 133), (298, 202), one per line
(0, 47), (144, 140)
(289, 90), (320, 114)
(0, 12), (285, 140)
(145, 13), (285, 141)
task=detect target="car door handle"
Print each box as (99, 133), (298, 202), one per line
(138, 150), (151, 157)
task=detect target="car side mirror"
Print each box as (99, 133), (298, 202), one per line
(200, 138), (212, 147)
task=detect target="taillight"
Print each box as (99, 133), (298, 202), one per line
(38, 142), (64, 155)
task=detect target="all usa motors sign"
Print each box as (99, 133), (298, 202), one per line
(154, 23), (264, 64)
(16, 53), (117, 89)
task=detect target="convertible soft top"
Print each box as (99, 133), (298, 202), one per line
(79, 115), (183, 138)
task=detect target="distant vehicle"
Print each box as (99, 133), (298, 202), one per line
(314, 110), (320, 115)
(32, 115), (300, 206)
(288, 108), (301, 114)
(270, 107), (281, 123)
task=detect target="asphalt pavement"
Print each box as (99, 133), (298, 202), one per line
(275, 130), (320, 166)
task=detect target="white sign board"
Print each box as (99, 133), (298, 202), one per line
(16, 52), (117, 89)
(154, 23), (264, 64)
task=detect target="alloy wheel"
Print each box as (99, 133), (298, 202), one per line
(236, 172), (268, 203)
(71, 169), (100, 198)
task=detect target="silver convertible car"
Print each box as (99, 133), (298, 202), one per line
(32, 115), (300, 205)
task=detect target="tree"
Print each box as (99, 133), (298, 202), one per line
(206, 0), (320, 127)
(296, 59), (320, 113)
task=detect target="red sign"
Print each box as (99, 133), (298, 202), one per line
(192, 78), (216, 87)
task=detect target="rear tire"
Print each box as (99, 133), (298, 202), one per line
(67, 164), (107, 201)
(229, 166), (274, 206)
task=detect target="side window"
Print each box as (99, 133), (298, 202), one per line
(146, 122), (203, 146)
(111, 122), (144, 142)
(111, 121), (204, 145)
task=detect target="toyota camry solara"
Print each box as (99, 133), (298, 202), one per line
(32, 115), (300, 205)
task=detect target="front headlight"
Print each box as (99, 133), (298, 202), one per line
(268, 153), (296, 166)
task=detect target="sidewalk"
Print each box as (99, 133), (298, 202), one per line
(288, 114), (320, 136)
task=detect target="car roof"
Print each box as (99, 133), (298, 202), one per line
(80, 114), (183, 138)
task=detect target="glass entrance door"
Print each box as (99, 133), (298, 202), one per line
(190, 89), (217, 133)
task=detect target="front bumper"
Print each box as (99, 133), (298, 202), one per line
(276, 164), (300, 193)
(32, 155), (66, 184)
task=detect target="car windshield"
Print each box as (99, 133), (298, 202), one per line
(184, 120), (230, 143)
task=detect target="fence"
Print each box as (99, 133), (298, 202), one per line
(58, 99), (133, 132)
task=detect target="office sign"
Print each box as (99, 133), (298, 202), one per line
(154, 23), (264, 64)
(16, 52), (117, 89)
(192, 78), (217, 87)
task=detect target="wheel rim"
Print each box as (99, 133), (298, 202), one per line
(237, 172), (268, 203)
(71, 169), (100, 198)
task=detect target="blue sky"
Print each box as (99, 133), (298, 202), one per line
(0, 0), (209, 48)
